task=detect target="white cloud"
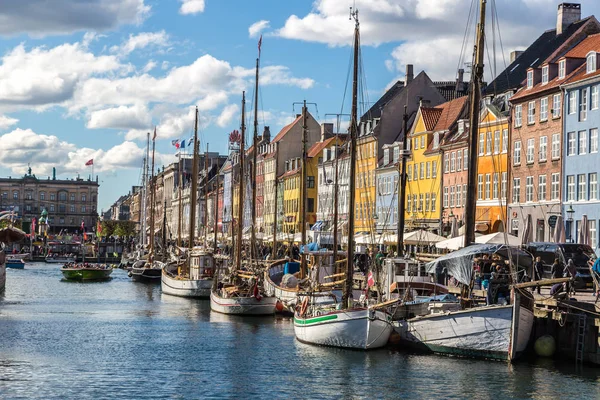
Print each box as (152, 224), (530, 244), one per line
(0, 115), (18, 130)
(87, 104), (151, 130)
(142, 60), (157, 73)
(249, 20), (270, 38)
(179, 0), (205, 15)
(0, 127), (173, 176)
(0, 0), (150, 37)
(161, 61), (170, 70)
(0, 42), (122, 109)
(216, 104), (239, 127)
(110, 30), (169, 55)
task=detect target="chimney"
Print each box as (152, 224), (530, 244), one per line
(557, 3), (581, 35)
(455, 68), (465, 92)
(263, 126), (271, 141)
(405, 64), (414, 84)
(321, 122), (333, 141)
(510, 50), (524, 63)
(52, 167), (56, 180)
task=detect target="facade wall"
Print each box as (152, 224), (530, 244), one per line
(355, 137), (377, 233)
(441, 143), (468, 226)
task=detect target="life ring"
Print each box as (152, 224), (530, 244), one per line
(300, 297), (309, 317)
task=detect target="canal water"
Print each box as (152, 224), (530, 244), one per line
(0, 263), (599, 399)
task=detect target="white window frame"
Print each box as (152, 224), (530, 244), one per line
(493, 173), (499, 199)
(501, 172), (507, 200)
(485, 173), (491, 200)
(486, 132), (492, 155)
(578, 174), (587, 201)
(590, 128), (598, 153)
(479, 133), (485, 155)
(580, 88), (588, 121)
(579, 130), (587, 155)
(493, 130), (500, 154)
(587, 51), (597, 74)
(443, 187), (449, 208)
(477, 174), (483, 200)
(592, 85), (599, 110)
(567, 175), (575, 202)
(538, 175), (546, 201)
(526, 176), (534, 202)
(552, 133), (560, 160)
(515, 105), (522, 127)
(513, 178), (521, 204)
(527, 70), (534, 88)
(514, 140), (521, 165)
(457, 151), (462, 171)
(463, 149), (468, 170)
(551, 173), (560, 200)
(539, 136), (547, 162)
(444, 154), (449, 173)
(559, 59), (566, 79)
(542, 65), (549, 84)
(540, 97), (548, 121)
(569, 91), (576, 115)
(526, 138), (535, 164)
(590, 173), (598, 201)
(450, 152), (456, 172)
(552, 93), (561, 118)
(528, 101), (535, 124)
(567, 132), (576, 156)
(432, 160), (437, 178)
(502, 129), (508, 153)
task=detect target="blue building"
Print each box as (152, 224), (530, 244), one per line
(562, 35), (600, 252)
(375, 142), (400, 235)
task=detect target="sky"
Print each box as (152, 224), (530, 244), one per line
(1, 0), (600, 212)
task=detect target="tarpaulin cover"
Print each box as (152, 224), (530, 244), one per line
(425, 244), (533, 286)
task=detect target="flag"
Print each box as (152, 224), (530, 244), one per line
(85, 159), (93, 166)
(31, 217), (36, 234)
(81, 220), (85, 231)
(367, 271), (374, 287)
(171, 139), (179, 147)
(180, 139), (186, 149)
(188, 137), (194, 149)
(97, 220), (102, 234)
(258, 34), (262, 57)
(153, 127), (157, 140)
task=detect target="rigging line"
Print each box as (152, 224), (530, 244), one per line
(456, 0), (477, 78)
(491, 0), (511, 95)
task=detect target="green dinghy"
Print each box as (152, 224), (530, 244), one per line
(61, 264), (113, 281)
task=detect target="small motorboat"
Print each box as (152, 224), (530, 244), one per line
(6, 258), (25, 269)
(61, 263), (113, 281)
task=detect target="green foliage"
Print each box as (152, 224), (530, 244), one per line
(98, 220), (136, 237)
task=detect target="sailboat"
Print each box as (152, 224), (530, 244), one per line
(130, 129), (165, 282)
(393, 0), (534, 361)
(162, 107), (215, 298)
(0, 226), (27, 291)
(210, 91), (277, 315)
(293, 10), (393, 350)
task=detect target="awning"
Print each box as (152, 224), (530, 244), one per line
(311, 221), (324, 231)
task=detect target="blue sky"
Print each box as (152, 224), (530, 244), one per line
(0, 0), (599, 212)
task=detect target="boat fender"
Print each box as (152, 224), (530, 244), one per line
(300, 297), (309, 317)
(315, 310), (321, 316)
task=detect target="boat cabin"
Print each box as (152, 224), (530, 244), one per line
(189, 251), (214, 279)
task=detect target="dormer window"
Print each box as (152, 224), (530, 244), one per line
(587, 52), (597, 74)
(541, 65), (549, 84)
(559, 60), (566, 79)
(433, 132), (439, 149)
(383, 148), (390, 164)
(458, 120), (465, 135)
(526, 70), (533, 89)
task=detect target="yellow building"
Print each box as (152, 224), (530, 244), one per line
(475, 104), (509, 233)
(355, 136), (377, 234)
(405, 97), (467, 232)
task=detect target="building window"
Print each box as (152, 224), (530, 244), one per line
(25, 205), (31, 212)
(443, 187), (449, 208)
(526, 176), (534, 202)
(462, 184), (467, 206)
(431, 193), (436, 212)
(569, 91), (576, 114)
(457, 151), (462, 171)
(551, 133), (560, 159)
(40, 192), (45, 201)
(590, 173), (598, 200)
(13, 191), (18, 200)
(70, 205), (75, 212)
(527, 101), (535, 124)
(527, 70), (533, 88)
(552, 93), (561, 118)
(539, 136), (547, 162)
(526, 138), (535, 164)
(25, 192), (32, 200)
(567, 132), (576, 155)
(542, 65), (549, 84)
(587, 51), (597, 73)
(559, 59), (566, 79)
(420, 162), (424, 179)
(590, 220), (597, 248)
(551, 173), (560, 200)
(456, 185), (462, 207)
(307, 199), (314, 213)
(444, 154), (449, 173)
(307, 176), (315, 188)
(514, 104), (522, 127)
(592, 86), (599, 110)
(579, 130), (587, 154)
(82, 194), (87, 202)
(477, 174), (483, 200)
(463, 149), (468, 170)
(425, 193), (430, 212)
(432, 160), (437, 178)
(493, 173), (499, 199)
(567, 175), (575, 201)
(413, 165), (418, 181)
(493, 130), (500, 154)
(425, 162), (430, 178)
(513, 178), (520, 203)
(502, 129), (508, 153)
(514, 141), (521, 165)
(580, 88), (588, 121)
(478, 133), (485, 155)
(501, 172), (507, 199)
(486, 132), (492, 155)
(59, 192), (66, 201)
(450, 152), (456, 172)
(70, 194), (75, 202)
(540, 97), (548, 121)
(590, 128), (598, 153)
(538, 175), (546, 201)
(407, 165), (412, 181)
(50, 204), (55, 212)
(485, 173), (491, 199)
(59, 218), (65, 224)
(449, 186), (455, 207)
(578, 174), (587, 201)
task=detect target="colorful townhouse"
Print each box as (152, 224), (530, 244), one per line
(508, 51), (567, 241)
(474, 104), (509, 234)
(562, 33), (600, 249)
(439, 118), (469, 227)
(355, 67), (449, 234)
(405, 96), (467, 233)
(375, 142), (400, 235)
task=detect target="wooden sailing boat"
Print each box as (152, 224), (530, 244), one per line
(293, 9), (392, 350)
(162, 107), (215, 298)
(210, 91), (277, 315)
(395, 0), (534, 361)
(131, 128), (165, 282)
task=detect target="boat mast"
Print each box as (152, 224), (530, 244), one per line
(189, 107), (200, 252)
(141, 132), (150, 247)
(162, 199), (167, 259)
(149, 128), (157, 259)
(251, 53), (260, 260)
(235, 93), (246, 270)
(464, 0), (486, 248)
(300, 100), (308, 278)
(342, 9), (360, 309)
(397, 106), (409, 257)
(272, 156), (278, 257)
(177, 152), (183, 248)
(213, 167), (219, 253)
(204, 143), (209, 249)
(332, 140), (340, 263)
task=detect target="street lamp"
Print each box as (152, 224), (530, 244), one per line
(566, 203), (575, 242)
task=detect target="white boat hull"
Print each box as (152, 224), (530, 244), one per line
(161, 269), (212, 298)
(395, 301), (534, 361)
(210, 290), (277, 315)
(294, 308), (393, 350)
